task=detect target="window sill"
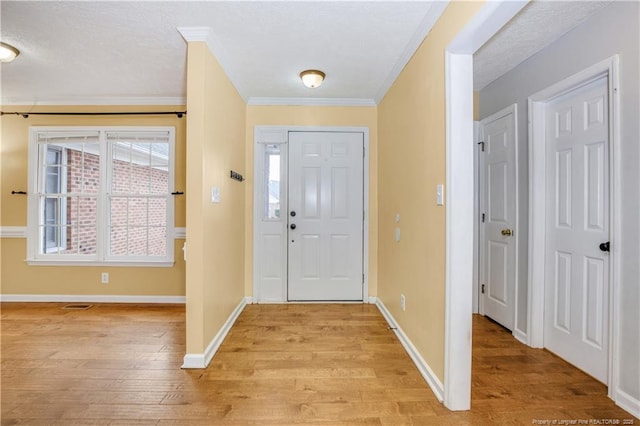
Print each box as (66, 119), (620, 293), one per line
(26, 260), (175, 268)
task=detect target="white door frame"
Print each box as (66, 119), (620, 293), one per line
(444, 0), (529, 411)
(253, 126), (370, 303)
(527, 56), (620, 396)
(477, 104), (520, 340)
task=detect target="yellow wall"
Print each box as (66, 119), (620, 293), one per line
(244, 105), (378, 297)
(184, 42), (246, 354)
(377, 1), (484, 382)
(0, 105), (186, 296)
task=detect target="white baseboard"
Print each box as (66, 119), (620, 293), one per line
(367, 296), (378, 304)
(614, 388), (640, 419)
(513, 328), (527, 345)
(181, 297), (248, 369)
(0, 294), (185, 303)
(375, 298), (445, 402)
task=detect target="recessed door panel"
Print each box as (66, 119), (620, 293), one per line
(301, 234), (320, 279)
(303, 167), (321, 219)
(331, 167), (349, 219)
(585, 142), (605, 231)
(487, 241), (508, 305)
(556, 149), (573, 228)
(554, 251), (572, 333)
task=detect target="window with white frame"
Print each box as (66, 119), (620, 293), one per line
(28, 127), (175, 265)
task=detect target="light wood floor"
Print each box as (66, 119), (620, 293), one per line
(1, 303), (636, 425)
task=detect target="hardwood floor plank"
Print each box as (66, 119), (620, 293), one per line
(1, 303), (636, 425)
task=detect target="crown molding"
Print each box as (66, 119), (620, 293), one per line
(247, 97), (377, 107)
(374, 1), (449, 103)
(1, 97), (186, 106)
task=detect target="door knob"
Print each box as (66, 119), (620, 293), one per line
(290, 223), (296, 230)
(599, 241), (610, 252)
(290, 211), (296, 217)
(501, 229), (513, 236)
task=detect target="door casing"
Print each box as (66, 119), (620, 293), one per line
(253, 126), (370, 303)
(527, 56), (620, 396)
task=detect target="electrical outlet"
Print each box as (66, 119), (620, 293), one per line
(400, 294), (406, 312)
(101, 272), (109, 284)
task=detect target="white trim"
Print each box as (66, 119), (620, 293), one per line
(25, 260), (175, 267)
(367, 296), (377, 305)
(614, 388), (640, 420)
(473, 121), (481, 314)
(444, 50), (474, 412)
(252, 126), (370, 303)
(174, 227), (186, 239)
(0, 97), (186, 106)
(0, 226), (27, 238)
(27, 126), (176, 265)
(375, 298), (444, 402)
(181, 297), (248, 369)
(527, 56), (620, 400)
(444, 0), (529, 411)
(374, 1), (448, 103)
(2, 226), (186, 241)
(513, 329), (527, 346)
(247, 97), (376, 107)
(0, 294), (185, 303)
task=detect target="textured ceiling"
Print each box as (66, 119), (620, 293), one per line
(0, 1), (616, 105)
(0, 1), (444, 105)
(473, 0), (613, 90)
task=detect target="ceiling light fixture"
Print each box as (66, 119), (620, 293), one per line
(300, 69), (325, 89)
(0, 42), (20, 63)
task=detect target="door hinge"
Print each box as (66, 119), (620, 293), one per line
(481, 284), (485, 294)
(478, 141), (485, 152)
(362, 273), (365, 284)
(481, 213), (485, 223)
(363, 146), (366, 158)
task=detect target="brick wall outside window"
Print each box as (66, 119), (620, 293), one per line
(65, 148), (168, 256)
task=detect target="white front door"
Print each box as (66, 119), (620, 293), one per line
(544, 76), (609, 383)
(480, 106), (517, 330)
(287, 131), (364, 301)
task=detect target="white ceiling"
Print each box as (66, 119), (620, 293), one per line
(0, 1), (615, 106)
(473, 0), (613, 90)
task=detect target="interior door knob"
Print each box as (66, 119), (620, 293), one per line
(501, 228), (513, 236)
(599, 241), (610, 252)
(290, 211), (296, 217)
(290, 223), (296, 230)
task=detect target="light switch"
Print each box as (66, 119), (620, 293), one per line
(436, 184), (444, 206)
(211, 186), (221, 203)
(394, 227), (401, 242)
(395, 213), (400, 223)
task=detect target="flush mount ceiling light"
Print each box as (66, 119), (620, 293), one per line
(0, 42), (20, 63)
(300, 69), (325, 89)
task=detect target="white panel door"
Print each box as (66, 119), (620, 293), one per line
(480, 108), (516, 330)
(288, 131), (363, 301)
(544, 76), (609, 383)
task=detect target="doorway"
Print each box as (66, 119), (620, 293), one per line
(253, 127), (368, 303)
(478, 104), (518, 332)
(529, 58), (618, 386)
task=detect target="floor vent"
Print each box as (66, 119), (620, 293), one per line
(61, 304), (93, 310)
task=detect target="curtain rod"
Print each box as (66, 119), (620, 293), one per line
(0, 111), (187, 118)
